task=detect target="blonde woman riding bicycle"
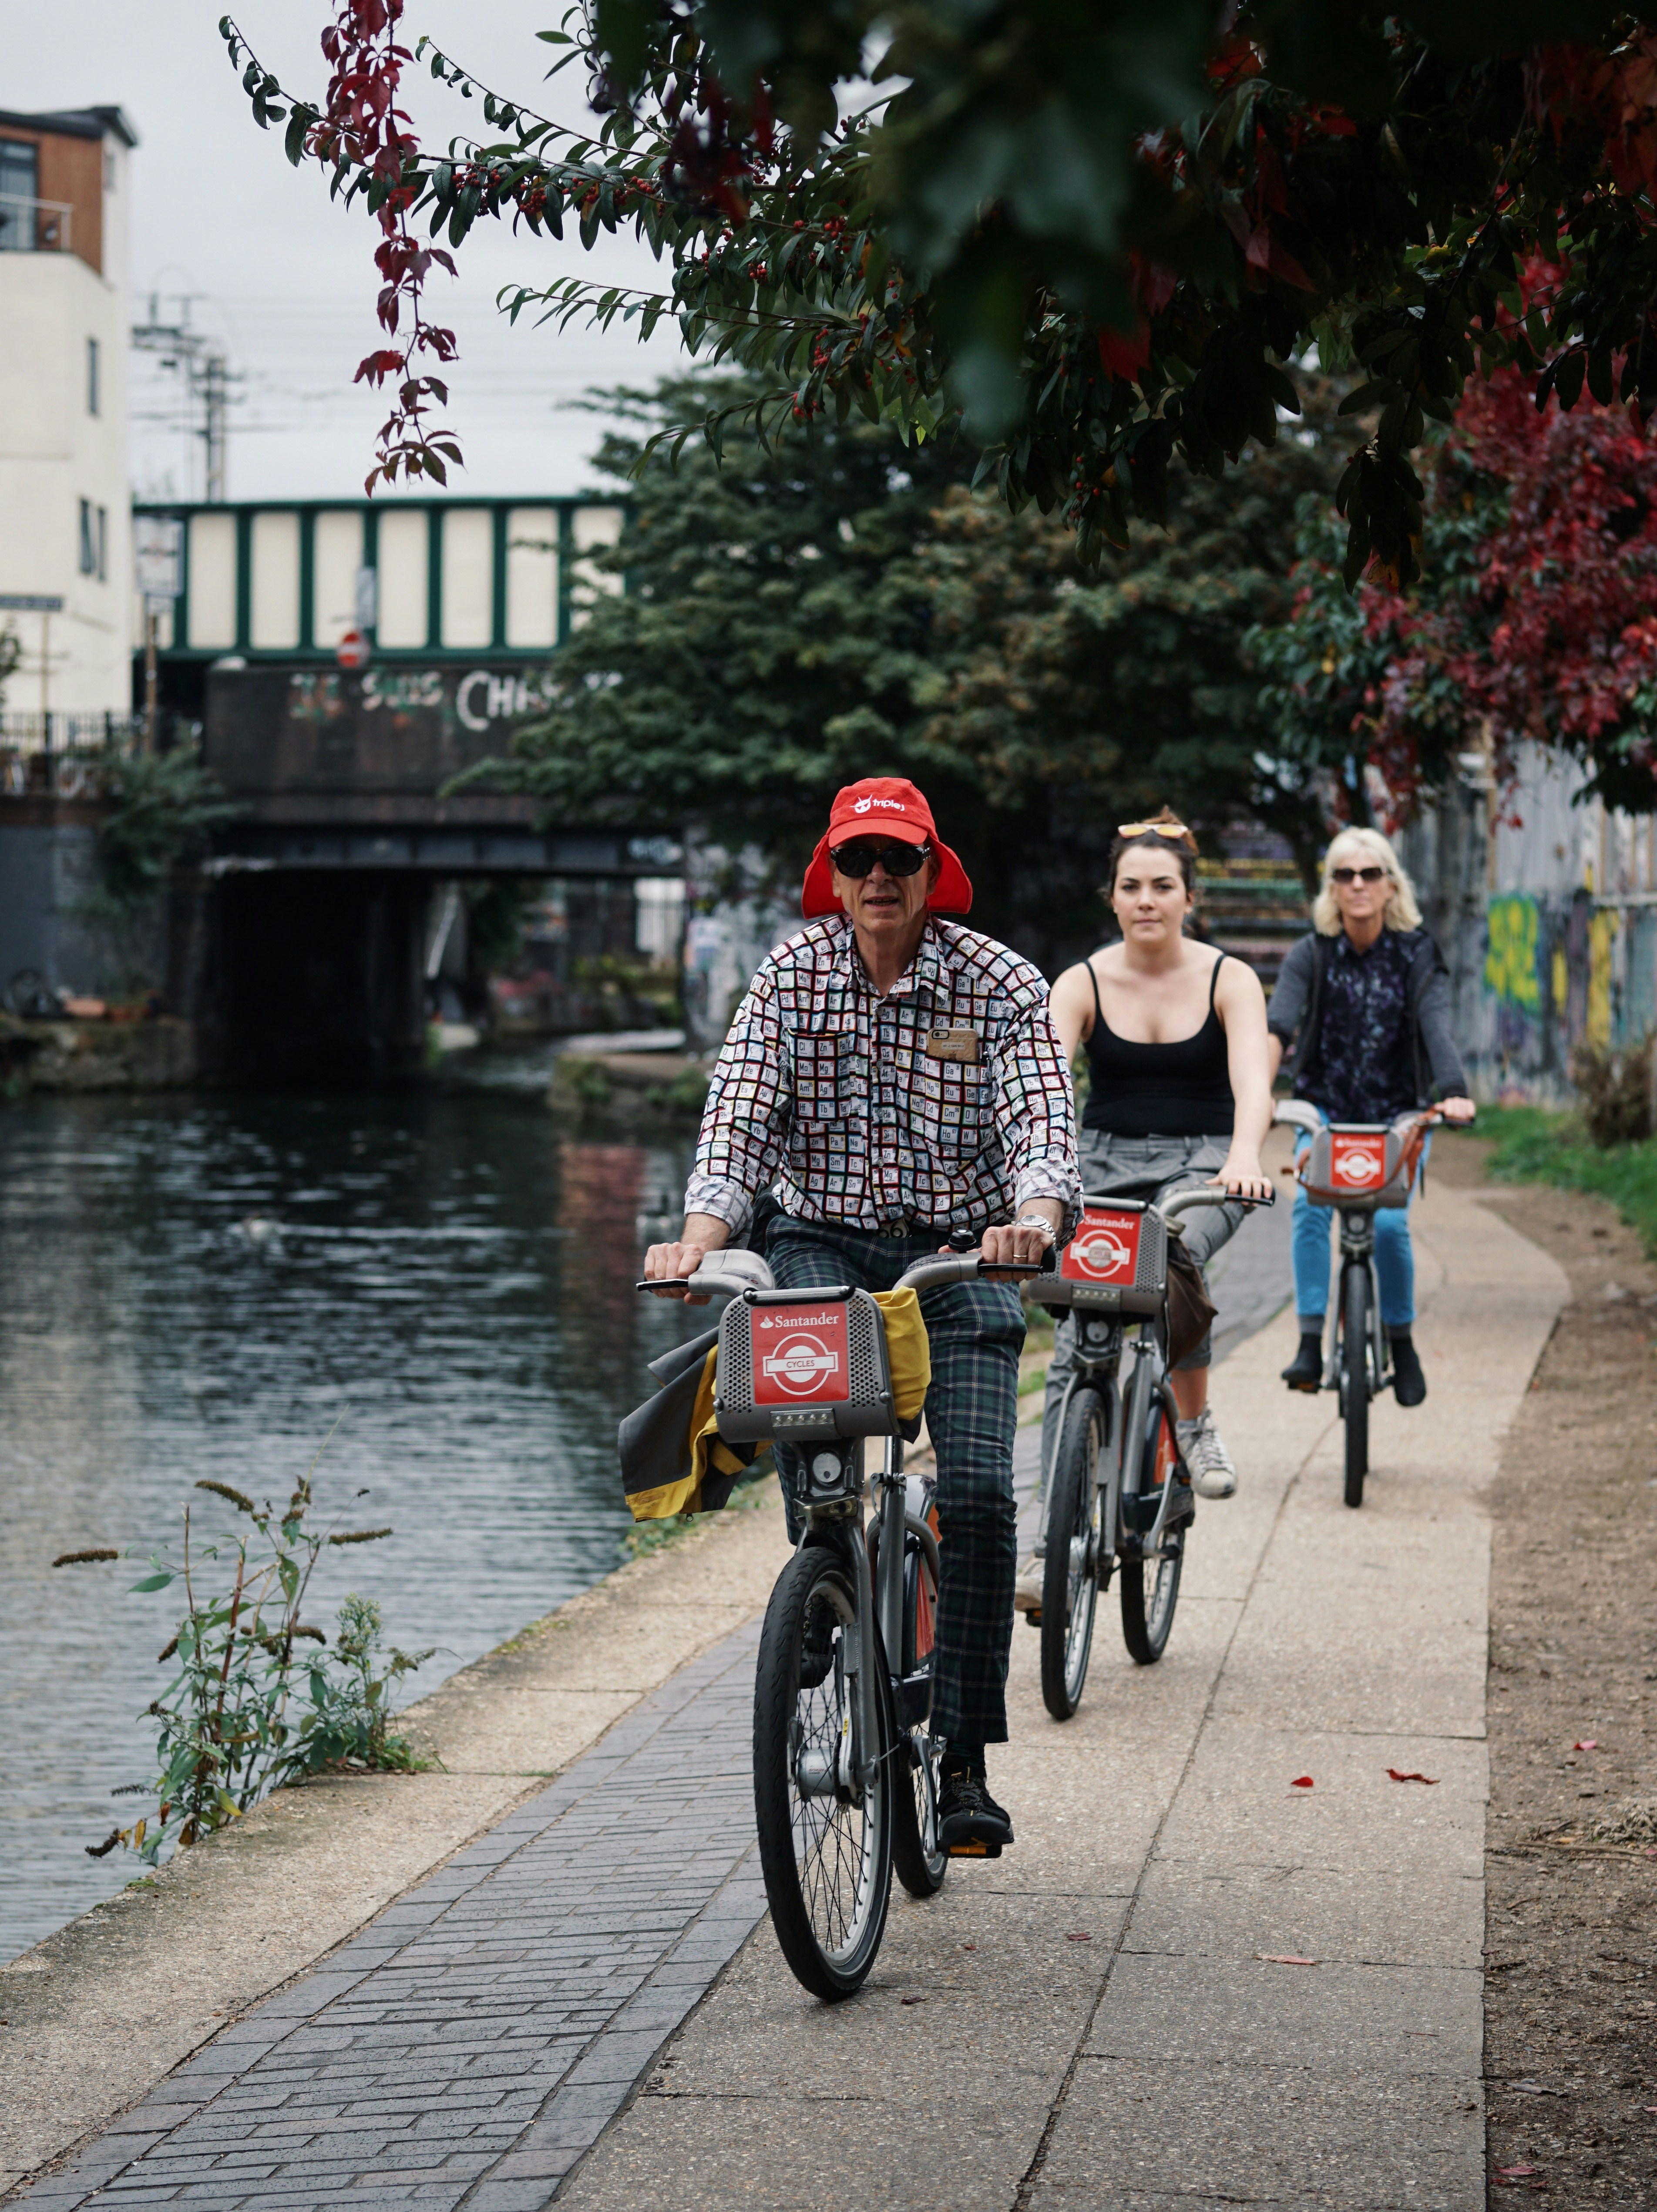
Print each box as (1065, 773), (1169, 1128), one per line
(1266, 826), (1475, 1406)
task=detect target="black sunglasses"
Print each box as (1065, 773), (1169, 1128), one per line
(1330, 864), (1387, 885)
(830, 838), (931, 879)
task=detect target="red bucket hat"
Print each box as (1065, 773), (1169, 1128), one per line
(800, 777), (974, 918)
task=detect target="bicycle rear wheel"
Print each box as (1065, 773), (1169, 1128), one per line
(1041, 1386), (1104, 1719)
(1342, 1263), (1369, 1509)
(753, 1542), (893, 2001)
(891, 1527), (947, 1897)
(1121, 1400), (1183, 1666)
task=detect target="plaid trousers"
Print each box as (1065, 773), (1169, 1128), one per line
(766, 1216), (1025, 1750)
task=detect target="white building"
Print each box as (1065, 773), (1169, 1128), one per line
(0, 105), (137, 719)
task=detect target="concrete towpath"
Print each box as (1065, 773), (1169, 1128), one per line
(13, 1165), (1563, 2210)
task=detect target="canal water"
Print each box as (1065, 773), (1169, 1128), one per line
(0, 1073), (701, 1962)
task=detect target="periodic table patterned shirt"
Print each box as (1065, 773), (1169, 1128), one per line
(685, 915), (1080, 1239)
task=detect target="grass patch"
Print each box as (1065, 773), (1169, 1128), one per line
(621, 1458), (776, 1561)
(1476, 1103), (1657, 1255)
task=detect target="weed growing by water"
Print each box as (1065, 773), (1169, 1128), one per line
(54, 1451), (433, 1867)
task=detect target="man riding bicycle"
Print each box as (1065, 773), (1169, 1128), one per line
(643, 776), (1079, 1855)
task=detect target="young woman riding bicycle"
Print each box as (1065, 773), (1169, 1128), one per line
(1022, 812), (1274, 1580)
(1266, 827), (1475, 1406)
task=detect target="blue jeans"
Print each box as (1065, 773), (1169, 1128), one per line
(1291, 1115), (1429, 1331)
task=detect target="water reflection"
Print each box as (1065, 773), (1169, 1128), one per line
(0, 1088), (699, 1961)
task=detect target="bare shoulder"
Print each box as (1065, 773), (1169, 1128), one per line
(1213, 950), (1267, 1017)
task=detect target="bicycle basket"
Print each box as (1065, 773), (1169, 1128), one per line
(1299, 1123), (1412, 1209)
(1039, 1199), (1167, 1315)
(713, 1287), (896, 1446)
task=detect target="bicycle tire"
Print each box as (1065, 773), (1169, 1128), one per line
(752, 1543), (893, 2001)
(1041, 1386), (1104, 1719)
(891, 1530), (947, 1897)
(1121, 1400), (1183, 1666)
(1342, 1263), (1369, 1509)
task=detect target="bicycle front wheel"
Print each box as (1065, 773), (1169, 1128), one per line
(1342, 1263), (1369, 1509)
(891, 1529), (947, 1898)
(1121, 1400), (1183, 1666)
(753, 1543), (893, 2001)
(1041, 1386), (1105, 1719)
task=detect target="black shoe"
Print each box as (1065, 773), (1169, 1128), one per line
(797, 1599), (837, 1690)
(937, 1762), (1014, 1857)
(1281, 1331), (1323, 1392)
(1391, 1334), (1427, 1408)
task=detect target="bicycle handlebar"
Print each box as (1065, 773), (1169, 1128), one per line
(892, 1254), (1047, 1294)
(1157, 1186), (1274, 1224)
(638, 1251), (1049, 1300)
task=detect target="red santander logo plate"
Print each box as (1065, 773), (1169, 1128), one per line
(752, 1305), (851, 1405)
(1329, 1133), (1386, 1190)
(1062, 1207), (1142, 1285)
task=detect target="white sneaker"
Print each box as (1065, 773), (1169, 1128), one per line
(1177, 1409), (1237, 1499)
(1013, 1553), (1045, 1612)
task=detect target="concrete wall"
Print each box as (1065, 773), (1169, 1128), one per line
(0, 812), (164, 999)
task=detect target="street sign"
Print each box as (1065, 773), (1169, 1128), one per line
(336, 628), (371, 672)
(0, 594), (64, 612)
(133, 518), (183, 599)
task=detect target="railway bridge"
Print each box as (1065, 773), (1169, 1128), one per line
(140, 492), (672, 1083)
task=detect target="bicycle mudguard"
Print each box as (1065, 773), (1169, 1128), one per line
(1300, 1123), (1414, 1209)
(1035, 1197), (1168, 1317)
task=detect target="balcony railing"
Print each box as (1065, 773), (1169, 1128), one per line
(0, 194), (74, 254)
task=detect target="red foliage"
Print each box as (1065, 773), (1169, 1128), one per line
(312, 0), (460, 492)
(1371, 368), (1657, 807)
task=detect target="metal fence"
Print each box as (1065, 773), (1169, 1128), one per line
(0, 713), (181, 801)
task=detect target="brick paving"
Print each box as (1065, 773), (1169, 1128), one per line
(18, 1629), (767, 2212)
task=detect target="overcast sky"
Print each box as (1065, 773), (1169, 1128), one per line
(3, 0), (686, 500)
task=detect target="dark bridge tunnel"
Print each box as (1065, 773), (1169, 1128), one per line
(186, 871), (432, 1089)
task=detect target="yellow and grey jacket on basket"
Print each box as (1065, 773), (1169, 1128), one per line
(618, 1287), (932, 1523)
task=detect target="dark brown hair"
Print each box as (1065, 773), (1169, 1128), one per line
(1105, 807), (1198, 897)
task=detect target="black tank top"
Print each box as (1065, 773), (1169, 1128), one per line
(1080, 954), (1235, 1139)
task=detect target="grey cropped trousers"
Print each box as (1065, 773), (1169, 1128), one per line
(1040, 1131), (1246, 1481)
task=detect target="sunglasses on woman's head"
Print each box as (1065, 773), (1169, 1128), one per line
(1117, 817), (1197, 851)
(1330, 864), (1387, 885)
(830, 838), (931, 879)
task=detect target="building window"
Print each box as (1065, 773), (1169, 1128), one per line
(78, 499), (96, 576)
(0, 138), (38, 253)
(87, 336), (100, 417)
(97, 505), (108, 581)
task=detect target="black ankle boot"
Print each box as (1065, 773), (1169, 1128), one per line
(1391, 1332), (1427, 1407)
(1281, 1331), (1323, 1392)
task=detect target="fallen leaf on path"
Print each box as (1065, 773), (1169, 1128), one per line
(1509, 2080), (1566, 2096)
(1289, 1775), (1314, 1789)
(1387, 1768), (1439, 1784)
(1257, 1953), (1317, 1965)
(900, 1995), (924, 2006)
(960, 1944), (976, 1952)
(1066, 1933), (1091, 1942)
(1573, 1740), (1598, 1751)
(1495, 2166), (1543, 2182)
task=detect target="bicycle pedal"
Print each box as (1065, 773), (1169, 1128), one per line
(946, 1839), (1002, 1859)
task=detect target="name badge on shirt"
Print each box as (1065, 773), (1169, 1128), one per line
(924, 1023), (981, 1064)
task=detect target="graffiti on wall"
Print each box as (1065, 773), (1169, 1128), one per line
(1483, 894), (1543, 1012)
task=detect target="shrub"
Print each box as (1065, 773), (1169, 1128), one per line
(56, 1462), (430, 1867)
(1569, 1034), (1653, 1149)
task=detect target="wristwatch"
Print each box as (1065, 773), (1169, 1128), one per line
(1012, 1214), (1056, 1237)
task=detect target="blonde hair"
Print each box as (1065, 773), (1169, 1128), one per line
(1311, 826), (1422, 935)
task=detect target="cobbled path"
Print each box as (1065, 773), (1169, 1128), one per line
(19, 1629), (767, 2212)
